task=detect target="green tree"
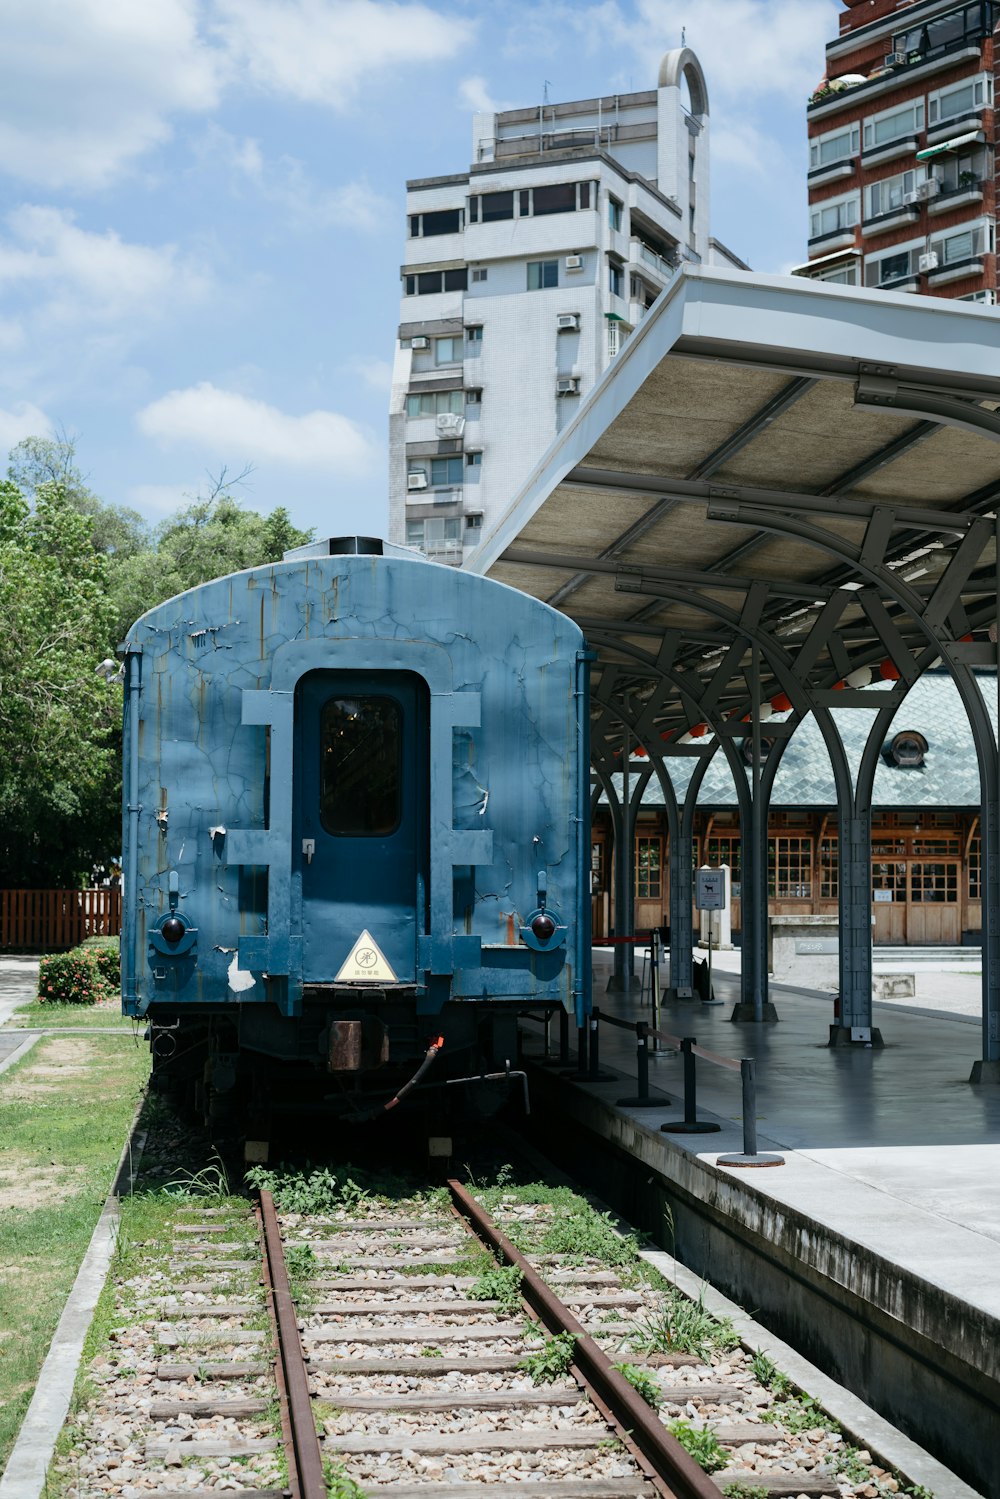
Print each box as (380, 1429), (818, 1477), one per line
(0, 481), (120, 886)
(8, 435), (148, 560)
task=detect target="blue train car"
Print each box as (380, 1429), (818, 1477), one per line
(120, 537), (590, 1125)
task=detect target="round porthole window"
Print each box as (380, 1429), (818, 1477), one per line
(740, 735), (775, 765)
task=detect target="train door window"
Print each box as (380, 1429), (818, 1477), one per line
(636, 836), (662, 899)
(911, 862), (958, 902)
(319, 697), (401, 836)
(770, 836), (812, 898)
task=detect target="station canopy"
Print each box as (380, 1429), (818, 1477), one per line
(468, 267), (1000, 765)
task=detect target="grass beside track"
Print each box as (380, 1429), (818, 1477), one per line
(0, 1031), (149, 1472)
(4, 998), (134, 1031)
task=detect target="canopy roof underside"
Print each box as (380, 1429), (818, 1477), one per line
(470, 267), (1000, 764)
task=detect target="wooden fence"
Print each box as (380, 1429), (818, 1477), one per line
(0, 888), (122, 952)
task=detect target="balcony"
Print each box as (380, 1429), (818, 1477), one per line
(927, 255), (985, 286)
(925, 112), (987, 146)
(808, 42), (983, 119)
(808, 159), (856, 188)
(807, 226), (858, 253)
(630, 239), (677, 280)
(861, 134), (921, 169)
(861, 206), (919, 237)
(928, 180), (984, 215)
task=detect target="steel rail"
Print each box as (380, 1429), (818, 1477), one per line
(258, 1188), (327, 1499)
(447, 1178), (722, 1499)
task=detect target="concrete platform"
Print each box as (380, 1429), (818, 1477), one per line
(520, 950), (1000, 1498)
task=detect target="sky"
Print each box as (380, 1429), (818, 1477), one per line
(0, 0), (840, 541)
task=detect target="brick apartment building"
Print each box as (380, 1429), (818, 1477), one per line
(795, 0), (997, 302)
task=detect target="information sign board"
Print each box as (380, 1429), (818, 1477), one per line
(696, 868), (726, 911)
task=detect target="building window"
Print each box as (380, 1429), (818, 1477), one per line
(532, 182), (578, 215)
(819, 838), (839, 899)
(864, 237), (922, 287)
(930, 220), (989, 266)
(863, 101), (924, 152)
(969, 835), (982, 899)
(608, 261), (623, 297)
(405, 515), (462, 556)
(430, 455), (463, 486)
(894, 4), (992, 59)
(911, 862), (959, 902)
(608, 195), (623, 232)
(465, 324), (483, 352)
(810, 122), (860, 170)
(579, 181), (592, 209)
(410, 208), (463, 237)
(405, 388), (465, 417)
(865, 167), (925, 220)
(481, 190), (514, 221)
(769, 836), (812, 899)
(607, 320), (621, 358)
(527, 259), (559, 290)
(809, 192), (859, 240)
(636, 836), (662, 899)
(404, 267), (468, 295)
(466, 449), (482, 466)
(812, 262), (859, 285)
(434, 336), (459, 365)
(928, 74), (991, 126)
(466, 387), (482, 406)
(465, 512), (482, 530)
(705, 835), (741, 897)
(471, 267), (488, 282)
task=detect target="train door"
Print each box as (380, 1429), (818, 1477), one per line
(294, 671), (429, 983)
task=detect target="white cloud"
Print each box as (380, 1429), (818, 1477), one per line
(0, 0), (219, 189)
(350, 359), (394, 393)
(0, 206), (211, 334)
(137, 383), (374, 471)
(198, 126), (392, 231)
(634, 0), (837, 104)
(211, 0), (475, 108)
(459, 76), (503, 114)
(0, 402), (53, 456)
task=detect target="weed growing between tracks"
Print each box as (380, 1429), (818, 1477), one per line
(0, 1033), (148, 1470)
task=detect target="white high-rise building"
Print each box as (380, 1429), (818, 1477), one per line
(388, 49), (747, 563)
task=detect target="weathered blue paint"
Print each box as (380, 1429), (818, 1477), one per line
(120, 551), (588, 1031)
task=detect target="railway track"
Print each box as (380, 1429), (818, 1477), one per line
(51, 1173), (898, 1499)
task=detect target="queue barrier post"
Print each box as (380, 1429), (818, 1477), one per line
(717, 1057), (785, 1167)
(659, 1037), (721, 1135)
(616, 1020), (671, 1108)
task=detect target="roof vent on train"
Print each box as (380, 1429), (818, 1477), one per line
(283, 536), (425, 562)
(883, 730), (928, 768)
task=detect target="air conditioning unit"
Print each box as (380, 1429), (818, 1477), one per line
(407, 472), (428, 490)
(902, 191), (920, 206)
(884, 50), (906, 66)
(915, 179), (940, 201)
(565, 254), (583, 270)
(556, 313), (580, 330)
(918, 251), (939, 273)
(435, 413), (465, 437)
(410, 336), (429, 349)
(556, 377), (580, 395)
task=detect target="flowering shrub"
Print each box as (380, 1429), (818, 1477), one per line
(38, 945), (116, 1005)
(81, 935), (120, 989)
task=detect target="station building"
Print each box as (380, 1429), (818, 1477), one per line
(795, 0), (997, 301)
(388, 51), (748, 564)
(592, 669), (995, 948)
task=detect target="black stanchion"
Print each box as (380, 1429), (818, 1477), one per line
(584, 1007), (617, 1081)
(717, 1057), (784, 1166)
(660, 1036), (721, 1134)
(616, 1021), (670, 1108)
